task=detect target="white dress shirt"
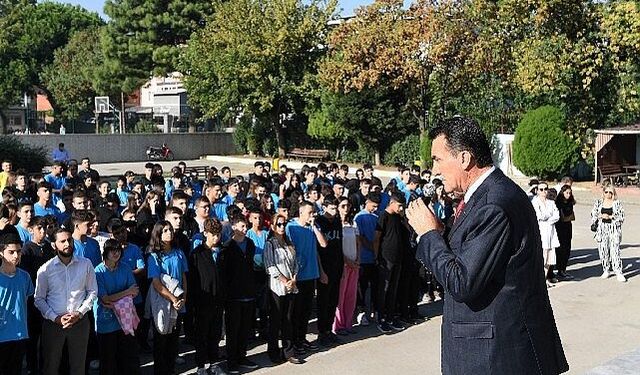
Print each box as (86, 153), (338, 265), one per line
(34, 255), (98, 322)
(464, 166), (496, 203)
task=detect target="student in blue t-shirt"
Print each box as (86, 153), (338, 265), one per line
(43, 161), (66, 206)
(246, 208), (270, 339)
(353, 192), (381, 326)
(0, 233), (35, 375)
(147, 221), (188, 375)
(93, 239), (140, 375)
(70, 210), (102, 267)
(16, 201), (33, 245)
(204, 180), (229, 222)
(285, 200), (328, 353)
(33, 182), (62, 222)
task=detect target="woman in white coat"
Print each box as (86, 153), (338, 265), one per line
(531, 182), (560, 287)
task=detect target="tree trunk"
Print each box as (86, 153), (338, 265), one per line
(0, 108), (6, 134)
(374, 150), (381, 166)
(273, 111), (286, 158)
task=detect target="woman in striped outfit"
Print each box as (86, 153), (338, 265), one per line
(591, 183), (626, 282)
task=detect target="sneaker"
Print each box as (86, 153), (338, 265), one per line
(358, 313), (370, 326)
(287, 356), (305, 365)
(90, 360), (100, 370)
(302, 339), (319, 351)
(209, 364), (229, 375)
(318, 334), (333, 347)
(238, 358), (259, 370)
(328, 332), (340, 343)
(175, 355), (186, 365)
(601, 270), (611, 279)
(548, 277), (559, 284)
(616, 273), (627, 282)
(294, 344), (307, 356)
(226, 363), (240, 374)
(377, 320), (393, 333)
(390, 319), (405, 331)
(335, 328), (349, 336)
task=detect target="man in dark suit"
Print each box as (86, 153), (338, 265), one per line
(406, 117), (568, 375)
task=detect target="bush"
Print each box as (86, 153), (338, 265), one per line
(339, 143), (375, 164)
(420, 134), (432, 169)
(383, 134), (420, 166)
(513, 105), (579, 179)
(0, 136), (49, 173)
(130, 119), (160, 134)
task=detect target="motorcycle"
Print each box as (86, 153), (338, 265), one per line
(146, 144), (174, 161)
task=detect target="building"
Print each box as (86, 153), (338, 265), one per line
(0, 93), (38, 134)
(127, 73), (192, 133)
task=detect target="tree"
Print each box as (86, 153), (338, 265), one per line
(513, 105), (579, 179)
(41, 27), (109, 123)
(100, 0), (213, 93)
(182, 0), (337, 157)
(0, 1), (102, 131)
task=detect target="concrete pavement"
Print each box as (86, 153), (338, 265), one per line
(90, 157), (640, 374)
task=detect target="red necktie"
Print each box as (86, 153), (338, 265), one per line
(454, 200), (466, 223)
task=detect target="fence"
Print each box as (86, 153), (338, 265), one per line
(17, 132), (237, 164)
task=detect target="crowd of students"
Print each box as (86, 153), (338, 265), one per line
(0, 157), (450, 375)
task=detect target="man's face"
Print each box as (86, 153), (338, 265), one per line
(228, 183), (239, 195)
(1, 244), (21, 267)
(401, 170), (410, 183)
(248, 212), (261, 229)
(196, 201), (210, 219)
(360, 182), (371, 196)
(255, 165), (264, 175)
(299, 205), (315, 224)
(206, 185), (223, 202)
(307, 190), (319, 202)
(166, 213), (182, 230)
(333, 184), (344, 198)
(364, 168), (373, 178)
(54, 231), (74, 257)
(306, 172), (316, 182)
(222, 169), (231, 179)
(173, 199), (188, 214)
(324, 204), (338, 218)
(15, 175), (26, 188)
(67, 164), (78, 176)
(29, 225), (46, 243)
(82, 159), (90, 170)
(365, 200), (379, 213)
(75, 220), (91, 236)
(72, 197), (86, 210)
(431, 135), (466, 194)
(99, 183), (109, 195)
(18, 205), (33, 223)
(2, 162), (12, 173)
(232, 221), (248, 236)
(145, 167), (153, 177)
(37, 187), (51, 201)
(388, 200), (404, 214)
(52, 165), (62, 175)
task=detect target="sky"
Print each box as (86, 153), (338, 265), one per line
(49, 0), (376, 18)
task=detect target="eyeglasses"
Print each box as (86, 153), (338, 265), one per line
(605, 191), (614, 194)
(276, 222), (286, 227)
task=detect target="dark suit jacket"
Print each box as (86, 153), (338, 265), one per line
(188, 244), (224, 307)
(416, 168), (568, 375)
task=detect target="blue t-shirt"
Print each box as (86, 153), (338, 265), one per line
(354, 210), (379, 264)
(375, 193), (391, 217)
(116, 189), (129, 207)
(74, 237), (102, 268)
(247, 229), (268, 268)
(147, 248), (189, 289)
(210, 201), (229, 222)
(121, 243), (145, 304)
(16, 223), (32, 244)
(0, 269), (34, 343)
(191, 233), (204, 253)
(286, 220), (319, 281)
(34, 202), (61, 221)
(93, 262), (136, 334)
(222, 194), (235, 206)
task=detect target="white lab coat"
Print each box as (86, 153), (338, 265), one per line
(532, 196), (560, 249)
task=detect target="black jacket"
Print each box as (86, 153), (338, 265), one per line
(219, 237), (256, 302)
(188, 244), (224, 306)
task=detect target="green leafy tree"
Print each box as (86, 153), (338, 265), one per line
(513, 105), (579, 179)
(41, 27), (109, 123)
(100, 0), (213, 93)
(182, 0), (337, 157)
(0, 136), (48, 172)
(0, 1), (102, 131)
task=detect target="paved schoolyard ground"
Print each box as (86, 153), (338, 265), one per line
(93, 158), (640, 374)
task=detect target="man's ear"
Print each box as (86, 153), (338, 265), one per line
(457, 150), (474, 170)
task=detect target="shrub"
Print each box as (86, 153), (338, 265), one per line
(419, 134), (432, 169)
(513, 105), (579, 179)
(130, 119), (160, 134)
(0, 136), (49, 173)
(339, 143), (375, 164)
(383, 134), (420, 166)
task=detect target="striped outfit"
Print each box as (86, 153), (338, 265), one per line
(591, 199), (625, 274)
